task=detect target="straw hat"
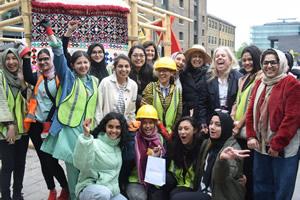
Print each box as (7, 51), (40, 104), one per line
(184, 44), (212, 64)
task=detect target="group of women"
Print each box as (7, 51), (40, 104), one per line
(0, 18), (300, 200)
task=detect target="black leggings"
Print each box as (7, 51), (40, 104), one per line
(29, 122), (68, 190)
(0, 135), (29, 199)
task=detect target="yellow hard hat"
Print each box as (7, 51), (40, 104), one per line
(154, 57), (177, 72)
(136, 105), (159, 120)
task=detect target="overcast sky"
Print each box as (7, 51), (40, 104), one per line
(207, 0), (300, 50)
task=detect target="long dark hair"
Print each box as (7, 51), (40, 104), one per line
(142, 40), (158, 62)
(92, 112), (129, 147)
(241, 45), (261, 74)
(167, 116), (204, 169)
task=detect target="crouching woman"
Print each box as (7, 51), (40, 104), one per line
(73, 112), (129, 200)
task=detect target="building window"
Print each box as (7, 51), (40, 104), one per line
(194, 35), (198, 44)
(219, 24), (221, 31)
(179, 32), (184, 40)
(225, 26), (228, 33)
(215, 22), (217, 29)
(202, 15), (205, 23)
(219, 38), (221, 45)
(222, 25), (224, 32)
(161, 0), (168, 9)
(179, 0), (183, 7)
(222, 39), (224, 45)
(209, 20), (211, 28)
(202, 29), (205, 36)
(179, 18), (184, 24)
(208, 36), (210, 43)
(202, 43), (205, 46)
(225, 40), (227, 46)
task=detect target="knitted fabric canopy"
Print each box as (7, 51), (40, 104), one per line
(31, 0), (130, 69)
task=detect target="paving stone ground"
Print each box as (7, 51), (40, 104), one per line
(18, 143), (300, 200)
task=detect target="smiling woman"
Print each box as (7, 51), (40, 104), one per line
(95, 54), (138, 125)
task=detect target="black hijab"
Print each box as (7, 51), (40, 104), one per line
(87, 43), (109, 82)
(201, 112), (233, 191)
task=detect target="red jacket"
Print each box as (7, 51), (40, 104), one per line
(246, 75), (300, 152)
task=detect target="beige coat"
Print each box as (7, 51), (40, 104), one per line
(95, 73), (138, 125)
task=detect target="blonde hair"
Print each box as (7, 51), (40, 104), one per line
(207, 46), (238, 82)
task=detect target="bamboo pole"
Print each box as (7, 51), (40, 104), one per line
(125, 0), (132, 48)
(0, 7), (13, 16)
(137, 5), (165, 19)
(21, 0), (31, 48)
(138, 22), (166, 32)
(137, 14), (151, 23)
(0, 0), (20, 11)
(130, 1), (139, 46)
(0, 26), (24, 32)
(131, 0), (193, 23)
(149, 18), (162, 25)
(162, 15), (171, 56)
(0, 38), (17, 42)
(0, 16), (23, 27)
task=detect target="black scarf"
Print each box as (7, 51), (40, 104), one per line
(201, 112), (233, 190)
(87, 43), (109, 82)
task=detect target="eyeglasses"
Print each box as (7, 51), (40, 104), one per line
(132, 54), (145, 58)
(91, 51), (103, 55)
(262, 60), (278, 67)
(214, 108), (229, 114)
(37, 57), (50, 62)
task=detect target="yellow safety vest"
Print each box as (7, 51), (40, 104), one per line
(57, 76), (98, 129)
(152, 82), (179, 134)
(0, 71), (26, 136)
(235, 74), (260, 121)
(169, 160), (195, 189)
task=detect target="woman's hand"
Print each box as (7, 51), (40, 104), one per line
(220, 147), (250, 160)
(232, 122), (241, 136)
(65, 20), (80, 37)
(247, 138), (260, 150)
(238, 174), (247, 185)
(82, 118), (92, 137)
(6, 124), (16, 144)
(17, 67), (26, 89)
(14, 39), (31, 58)
(152, 145), (162, 157)
(189, 109), (194, 117)
(268, 147), (279, 157)
(140, 98), (148, 106)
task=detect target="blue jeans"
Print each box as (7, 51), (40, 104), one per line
(79, 184), (127, 200)
(253, 149), (300, 200)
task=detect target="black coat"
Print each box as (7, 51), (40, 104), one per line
(204, 69), (243, 124)
(180, 65), (209, 124)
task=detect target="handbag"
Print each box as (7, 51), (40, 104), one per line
(144, 156), (166, 186)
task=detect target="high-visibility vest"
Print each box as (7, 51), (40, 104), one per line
(0, 71), (26, 136)
(169, 160), (195, 189)
(24, 71), (60, 131)
(152, 82), (180, 134)
(57, 76), (98, 129)
(235, 74), (260, 121)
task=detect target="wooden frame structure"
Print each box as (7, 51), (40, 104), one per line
(0, 0), (193, 56)
(0, 0), (31, 48)
(125, 0), (193, 56)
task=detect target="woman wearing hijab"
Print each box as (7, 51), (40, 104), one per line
(170, 112), (248, 200)
(62, 20), (111, 81)
(246, 48), (300, 200)
(180, 45), (211, 129)
(0, 48), (29, 200)
(15, 39), (70, 200)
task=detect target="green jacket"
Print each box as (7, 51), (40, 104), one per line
(194, 136), (245, 200)
(73, 133), (122, 198)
